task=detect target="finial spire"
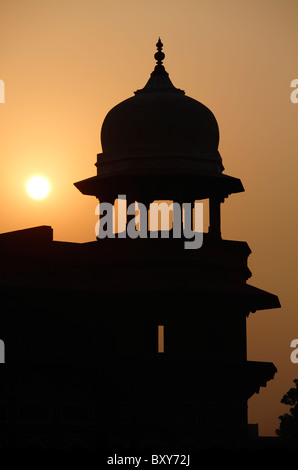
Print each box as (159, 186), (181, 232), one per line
(134, 38), (184, 95)
(154, 38), (165, 67)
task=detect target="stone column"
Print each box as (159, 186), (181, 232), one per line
(208, 196), (221, 239)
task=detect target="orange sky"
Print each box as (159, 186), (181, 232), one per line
(1, 0), (298, 437)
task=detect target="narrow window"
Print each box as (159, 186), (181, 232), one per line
(158, 325), (164, 353)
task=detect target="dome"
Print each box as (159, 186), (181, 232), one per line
(74, 39), (244, 202)
(98, 39), (224, 177)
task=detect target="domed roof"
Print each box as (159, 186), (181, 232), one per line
(98, 39), (224, 177)
(74, 39), (244, 202)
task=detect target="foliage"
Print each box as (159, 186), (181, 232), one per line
(276, 379), (298, 438)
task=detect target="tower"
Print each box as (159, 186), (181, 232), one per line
(0, 39), (281, 449)
(74, 38), (281, 446)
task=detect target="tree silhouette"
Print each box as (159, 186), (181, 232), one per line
(276, 379), (298, 439)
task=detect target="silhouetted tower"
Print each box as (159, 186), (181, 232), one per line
(74, 39), (281, 446)
(0, 39), (282, 449)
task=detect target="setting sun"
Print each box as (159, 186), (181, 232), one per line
(26, 176), (50, 200)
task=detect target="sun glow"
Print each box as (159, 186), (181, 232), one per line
(26, 176), (50, 200)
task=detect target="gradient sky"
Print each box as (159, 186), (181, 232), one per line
(1, 0), (298, 437)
